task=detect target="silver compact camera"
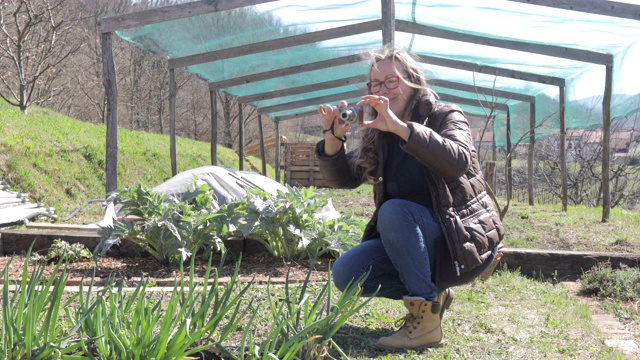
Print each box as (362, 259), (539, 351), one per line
(338, 106), (363, 124)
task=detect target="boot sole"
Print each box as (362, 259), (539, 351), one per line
(375, 340), (444, 351)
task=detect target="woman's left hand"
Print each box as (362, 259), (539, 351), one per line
(356, 95), (409, 139)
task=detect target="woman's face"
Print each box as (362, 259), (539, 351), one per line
(369, 59), (413, 119)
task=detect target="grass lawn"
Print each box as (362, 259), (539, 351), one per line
(226, 268), (625, 359)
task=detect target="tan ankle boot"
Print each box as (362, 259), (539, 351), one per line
(435, 288), (454, 319)
(375, 297), (443, 351)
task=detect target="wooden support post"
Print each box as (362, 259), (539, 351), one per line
(602, 65), (613, 222)
(101, 32), (118, 194)
(275, 119), (282, 183)
(528, 101), (536, 206)
(559, 85), (567, 212)
(258, 115), (267, 176)
(238, 102), (245, 171)
(381, 0), (395, 48)
(169, 69), (177, 176)
(506, 109), (513, 201)
(210, 90), (218, 166)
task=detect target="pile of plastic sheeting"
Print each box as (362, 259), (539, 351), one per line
(0, 179), (56, 228)
(150, 166), (289, 211)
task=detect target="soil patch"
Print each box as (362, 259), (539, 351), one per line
(0, 252), (331, 285)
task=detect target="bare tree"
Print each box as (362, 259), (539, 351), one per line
(0, 0), (81, 114)
(537, 119), (640, 209)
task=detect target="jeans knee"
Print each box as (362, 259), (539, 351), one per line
(378, 199), (406, 227)
(331, 255), (352, 292)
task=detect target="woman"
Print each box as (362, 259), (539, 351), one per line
(315, 48), (504, 351)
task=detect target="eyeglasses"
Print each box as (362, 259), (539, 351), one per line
(367, 75), (401, 93)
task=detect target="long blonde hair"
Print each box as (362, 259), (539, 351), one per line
(354, 48), (428, 181)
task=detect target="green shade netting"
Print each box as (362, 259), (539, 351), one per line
(114, 0), (640, 147)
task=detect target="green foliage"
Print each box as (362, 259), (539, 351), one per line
(45, 239), (92, 263)
(99, 182), (361, 265)
(71, 255), (252, 359)
(1, 248), (374, 359)
(216, 186), (361, 261)
(99, 181), (226, 266)
(243, 270), (373, 359)
(580, 262), (640, 301)
(1, 246), (92, 359)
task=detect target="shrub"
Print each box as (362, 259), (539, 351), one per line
(580, 262), (640, 301)
(46, 239), (92, 263)
(98, 181), (361, 265)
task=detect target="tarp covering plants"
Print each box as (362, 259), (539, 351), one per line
(151, 166), (288, 211)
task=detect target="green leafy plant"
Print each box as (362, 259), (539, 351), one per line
(1, 245), (94, 359)
(241, 267), (373, 359)
(46, 239), (92, 263)
(216, 186), (361, 261)
(99, 181), (225, 265)
(72, 254), (253, 359)
(99, 182), (361, 264)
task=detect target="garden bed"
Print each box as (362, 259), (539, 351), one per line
(0, 251), (332, 286)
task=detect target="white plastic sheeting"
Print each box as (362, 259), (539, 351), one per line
(0, 181), (56, 228)
(150, 166), (288, 211)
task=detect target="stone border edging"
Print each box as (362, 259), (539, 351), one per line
(499, 247), (640, 280)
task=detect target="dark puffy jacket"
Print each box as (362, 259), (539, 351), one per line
(315, 91), (504, 287)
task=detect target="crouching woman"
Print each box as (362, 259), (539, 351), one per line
(315, 48), (504, 351)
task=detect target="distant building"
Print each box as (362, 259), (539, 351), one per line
(555, 128), (640, 161)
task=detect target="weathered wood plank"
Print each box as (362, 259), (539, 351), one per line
(238, 75), (368, 104)
(430, 79), (536, 103)
(26, 223), (100, 233)
(257, 89), (366, 115)
(99, 0), (278, 33)
(0, 229), (141, 257)
(417, 54), (566, 87)
(507, 0), (640, 21)
(208, 54), (366, 90)
(102, 32), (118, 193)
(0, 230), (269, 258)
(170, 20), (381, 69)
(397, 20), (613, 66)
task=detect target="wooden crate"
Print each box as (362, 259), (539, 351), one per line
(283, 143), (328, 187)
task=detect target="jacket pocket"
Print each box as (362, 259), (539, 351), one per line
(455, 208), (500, 274)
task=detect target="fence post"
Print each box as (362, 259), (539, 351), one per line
(484, 161), (496, 193)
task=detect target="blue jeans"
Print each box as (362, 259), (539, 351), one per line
(332, 199), (444, 301)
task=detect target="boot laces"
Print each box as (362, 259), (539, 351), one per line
(395, 313), (417, 331)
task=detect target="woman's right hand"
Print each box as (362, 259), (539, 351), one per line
(318, 100), (351, 155)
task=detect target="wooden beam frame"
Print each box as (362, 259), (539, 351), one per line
(208, 54), (366, 90)
(507, 0), (640, 21)
(257, 89), (366, 115)
(99, 0), (621, 215)
(429, 79), (536, 103)
(236, 56), (545, 117)
(169, 20), (381, 69)
(439, 93), (510, 112)
(381, 0), (395, 47)
(417, 54), (566, 87)
(237, 75), (368, 104)
(397, 20), (613, 66)
(99, 0), (278, 33)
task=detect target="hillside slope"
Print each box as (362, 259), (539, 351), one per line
(0, 100), (275, 223)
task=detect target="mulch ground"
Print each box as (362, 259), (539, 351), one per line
(0, 252), (332, 286)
